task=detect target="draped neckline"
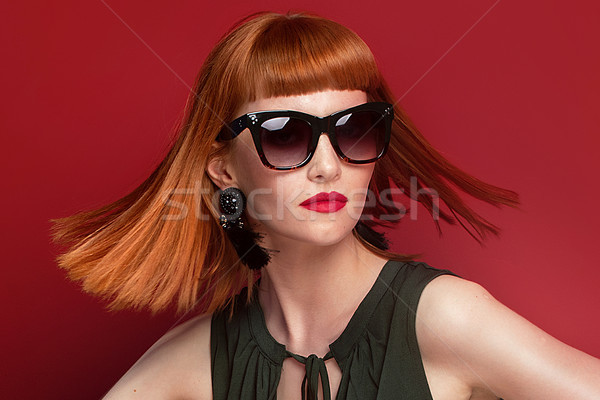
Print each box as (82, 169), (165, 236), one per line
(247, 259), (399, 365)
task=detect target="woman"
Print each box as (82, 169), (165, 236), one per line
(51, 11), (600, 400)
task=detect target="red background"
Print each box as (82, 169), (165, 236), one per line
(2, 0), (599, 398)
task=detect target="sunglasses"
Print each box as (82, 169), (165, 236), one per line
(217, 102), (393, 170)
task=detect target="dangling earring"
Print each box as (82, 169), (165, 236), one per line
(218, 187), (272, 270)
(354, 220), (389, 250)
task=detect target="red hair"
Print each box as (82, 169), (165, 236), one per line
(50, 11), (519, 315)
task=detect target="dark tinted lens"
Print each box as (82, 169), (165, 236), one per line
(335, 110), (386, 161)
(259, 117), (312, 167)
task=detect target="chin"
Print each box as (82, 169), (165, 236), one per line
(271, 221), (357, 249)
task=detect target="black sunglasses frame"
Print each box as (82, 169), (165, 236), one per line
(217, 102), (394, 170)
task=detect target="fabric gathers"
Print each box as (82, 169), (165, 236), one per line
(210, 260), (458, 400)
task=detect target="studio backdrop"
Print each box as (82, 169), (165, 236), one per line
(1, 0), (599, 398)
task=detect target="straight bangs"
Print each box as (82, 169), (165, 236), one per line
(234, 14), (381, 103)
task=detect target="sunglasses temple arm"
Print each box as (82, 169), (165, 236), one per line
(218, 115), (247, 141)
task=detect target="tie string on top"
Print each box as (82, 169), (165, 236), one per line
(285, 350), (334, 400)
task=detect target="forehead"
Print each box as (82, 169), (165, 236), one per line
(235, 89), (367, 118)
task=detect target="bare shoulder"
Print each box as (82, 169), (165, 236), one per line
(416, 274), (600, 400)
(102, 313), (213, 400)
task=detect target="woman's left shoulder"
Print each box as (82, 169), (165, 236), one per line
(415, 275), (600, 400)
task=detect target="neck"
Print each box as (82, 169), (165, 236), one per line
(257, 233), (388, 357)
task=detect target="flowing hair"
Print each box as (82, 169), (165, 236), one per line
(50, 11), (519, 315)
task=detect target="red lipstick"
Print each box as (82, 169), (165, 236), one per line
(299, 191), (348, 213)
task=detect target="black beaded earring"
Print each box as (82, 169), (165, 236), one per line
(218, 187), (272, 270)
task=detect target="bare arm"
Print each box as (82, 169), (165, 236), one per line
(102, 314), (213, 400)
(417, 275), (600, 399)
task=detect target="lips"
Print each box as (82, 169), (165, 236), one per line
(300, 191), (348, 213)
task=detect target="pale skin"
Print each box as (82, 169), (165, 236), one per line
(103, 90), (600, 399)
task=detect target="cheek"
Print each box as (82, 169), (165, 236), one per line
(345, 165), (376, 217)
(230, 139), (282, 217)
(231, 136), (265, 187)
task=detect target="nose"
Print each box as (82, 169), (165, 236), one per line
(306, 133), (341, 182)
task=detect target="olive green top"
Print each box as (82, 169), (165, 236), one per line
(211, 260), (457, 399)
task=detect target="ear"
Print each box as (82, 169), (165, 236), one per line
(206, 144), (237, 190)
